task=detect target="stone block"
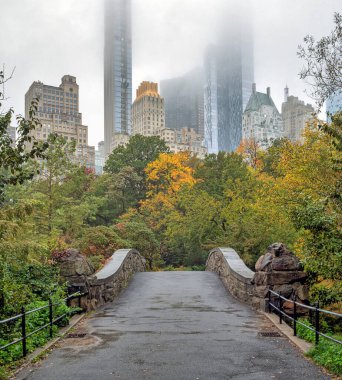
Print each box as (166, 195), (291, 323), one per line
(271, 256), (300, 271)
(254, 271), (307, 286)
(254, 285), (269, 298)
(255, 253), (272, 271)
(292, 282), (309, 301)
(273, 284), (294, 298)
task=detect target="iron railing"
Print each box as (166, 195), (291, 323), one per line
(268, 289), (342, 345)
(0, 290), (87, 358)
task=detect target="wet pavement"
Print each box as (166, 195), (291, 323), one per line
(17, 272), (330, 380)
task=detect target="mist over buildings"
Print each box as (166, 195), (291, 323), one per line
(0, 0), (340, 145)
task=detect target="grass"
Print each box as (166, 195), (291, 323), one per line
(296, 318), (342, 376)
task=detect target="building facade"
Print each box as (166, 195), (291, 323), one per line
(282, 87), (314, 141)
(242, 84), (283, 149)
(95, 141), (105, 175)
(104, 0), (132, 157)
(25, 75), (95, 169)
(326, 90), (342, 120)
(132, 81), (165, 136)
(131, 82), (206, 158)
(160, 68), (204, 137)
(204, 10), (254, 154)
(7, 126), (16, 147)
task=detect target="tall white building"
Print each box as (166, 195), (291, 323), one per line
(242, 84), (283, 149)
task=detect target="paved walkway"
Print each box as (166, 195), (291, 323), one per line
(17, 272), (329, 380)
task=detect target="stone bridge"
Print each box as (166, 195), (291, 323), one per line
(16, 246), (329, 380)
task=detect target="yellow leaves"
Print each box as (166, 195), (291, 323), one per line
(145, 152), (196, 196)
(139, 152), (197, 233)
(237, 138), (264, 170)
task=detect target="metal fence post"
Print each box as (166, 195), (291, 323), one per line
(78, 287), (81, 310)
(21, 307), (27, 357)
(293, 296), (297, 336)
(315, 302), (320, 345)
(279, 292), (282, 324)
(49, 299), (53, 338)
(268, 290), (271, 313)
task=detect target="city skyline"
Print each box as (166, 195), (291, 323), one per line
(1, 0), (340, 146)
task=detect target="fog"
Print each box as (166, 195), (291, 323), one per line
(0, 0), (340, 146)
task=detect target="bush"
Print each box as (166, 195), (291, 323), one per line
(75, 226), (128, 264)
(297, 318), (342, 375)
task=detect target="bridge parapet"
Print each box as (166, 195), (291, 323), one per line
(60, 248), (146, 310)
(86, 249), (146, 310)
(206, 247), (255, 306)
(206, 244), (309, 311)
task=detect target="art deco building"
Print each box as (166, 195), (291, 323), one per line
(132, 81), (165, 136)
(160, 68), (204, 137)
(25, 75), (95, 170)
(131, 82), (206, 158)
(282, 87), (314, 141)
(242, 84), (283, 149)
(104, 0), (132, 157)
(204, 9), (254, 153)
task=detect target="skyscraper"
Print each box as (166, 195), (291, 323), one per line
(204, 8), (254, 153)
(326, 90), (342, 120)
(160, 68), (205, 137)
(104, 0), (132, 157)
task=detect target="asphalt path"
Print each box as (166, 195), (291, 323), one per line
(17, 272), (330, 380)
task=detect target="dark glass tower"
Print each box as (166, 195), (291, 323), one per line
(204, 10), (254, 153)
(104, 0), (132, 157)
(160, 68), (205, 137)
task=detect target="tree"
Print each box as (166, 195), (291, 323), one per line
(105, 134), (169, 178)
(298, 12), (342, 109)
(0, 98), (48, 202)
(32, 134), (77, 235)
(104, 135), (169, 207)
(145, 152), (196, 197)
(236, 138), (263, 170)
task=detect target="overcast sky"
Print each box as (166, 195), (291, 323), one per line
(1, 0), (340, 146)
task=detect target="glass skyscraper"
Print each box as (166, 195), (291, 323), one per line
(326, 90), (342, 121)
(204, 11), (254, 153)
(104, 0), (132, 157)
(160, 68), (205, 138)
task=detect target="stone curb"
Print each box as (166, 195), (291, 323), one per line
(12, 313), (87, 379)
(262, 311), (313, 353)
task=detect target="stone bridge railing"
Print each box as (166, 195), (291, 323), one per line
(206, 244), (309, 311)
(206, 248), (255, 306)
(59, 248), (146, 311)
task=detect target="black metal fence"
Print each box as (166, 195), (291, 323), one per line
(268, 289), (342, 345)
(0, 290), (87, 358)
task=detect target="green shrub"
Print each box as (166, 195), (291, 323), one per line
(297, 318), (342, 375)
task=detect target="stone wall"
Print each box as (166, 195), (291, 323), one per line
(59, 248), (146, 310)
(206, 244), (309, 312)
(206, 248), (255, 306)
